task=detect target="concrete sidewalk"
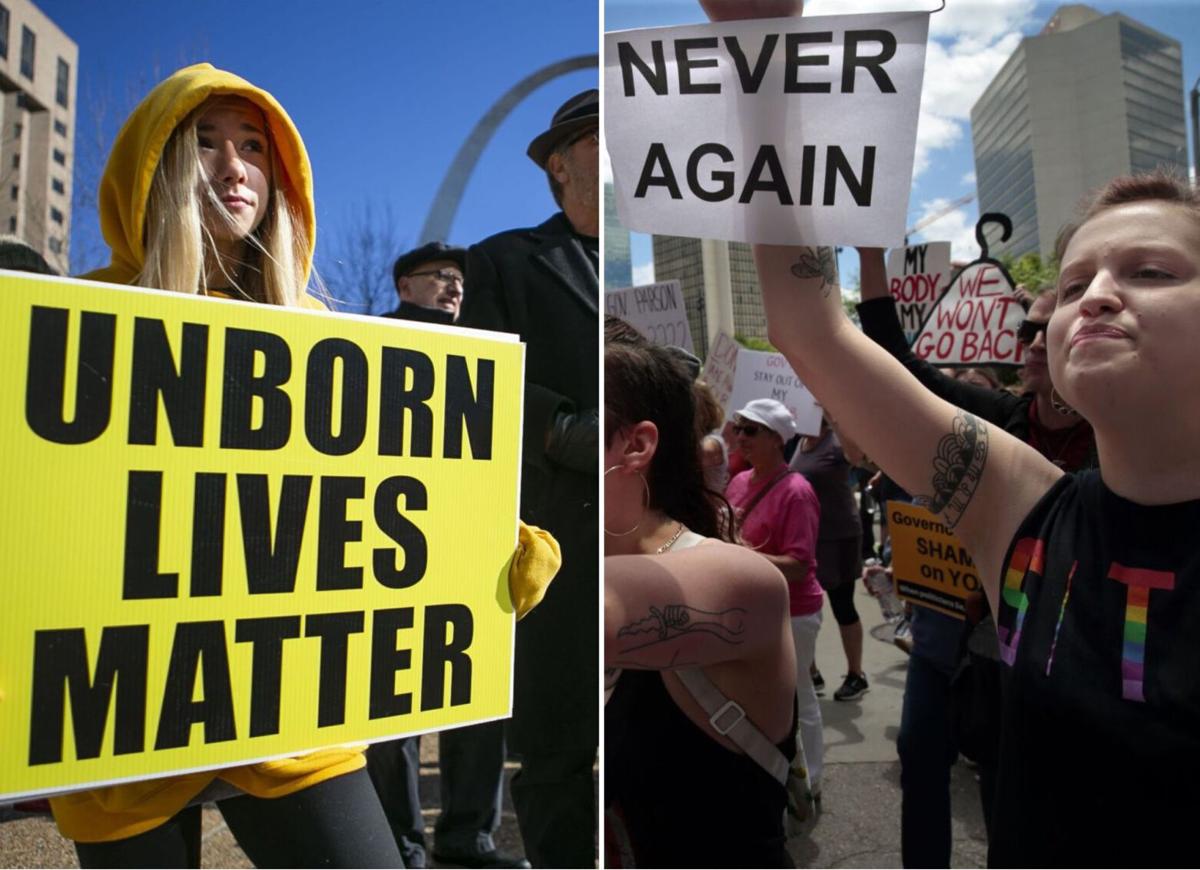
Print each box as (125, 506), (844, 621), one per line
(787, 583), (989, 868)
(0, 734), (531, 869)
(0, 582), (990, 869)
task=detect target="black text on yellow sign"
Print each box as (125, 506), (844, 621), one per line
(0, 274), (523, 800)
(887, 501), (979, 619)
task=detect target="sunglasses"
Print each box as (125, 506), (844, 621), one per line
(558, 127), (599, 153)
(732, 422), (765, 437)
(1017, 319), (1048, 345)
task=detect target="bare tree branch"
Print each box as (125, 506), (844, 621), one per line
(317, 200), (406, 315)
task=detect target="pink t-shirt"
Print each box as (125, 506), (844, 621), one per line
(726, 469), (823, 617)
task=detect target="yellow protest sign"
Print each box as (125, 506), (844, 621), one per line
(887, 501), (981, 619)
(0, 272), (523, 801)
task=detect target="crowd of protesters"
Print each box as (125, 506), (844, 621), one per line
(6, 61), (596, 870)
(7, 2), (1200, 868)
(605, 4), (1199, 869)
(605, 170), (1200, 865)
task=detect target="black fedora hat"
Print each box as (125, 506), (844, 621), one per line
(526, 88), (598, 169)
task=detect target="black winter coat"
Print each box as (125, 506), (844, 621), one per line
(459, 211), (598, 754)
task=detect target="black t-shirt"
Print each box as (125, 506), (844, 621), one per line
(606, 670), (795, 868)
(991, 471), (1200, 867)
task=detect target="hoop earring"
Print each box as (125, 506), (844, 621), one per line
(1050, 387), (1078, 418)
(604, 465), (649, 537)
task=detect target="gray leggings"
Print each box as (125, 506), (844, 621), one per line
(73, 768), (404, 869)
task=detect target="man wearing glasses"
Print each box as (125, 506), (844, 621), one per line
(459, 89), (599, 868)
(372, 240), (530, 869)
(386, 241), (467, 325)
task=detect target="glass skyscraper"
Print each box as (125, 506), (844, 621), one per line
(971, 4), (1186, 261)
(603, 183), (632, 291)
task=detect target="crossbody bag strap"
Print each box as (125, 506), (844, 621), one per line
(675, 667), (790, 786)
(738, 469), (792, 525)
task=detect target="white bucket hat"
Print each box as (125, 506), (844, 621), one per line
(734, 398), (798, 443)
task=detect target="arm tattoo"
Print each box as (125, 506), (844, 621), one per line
(615, 604), (747, 655)
(914, 412), (988, 530)
(790, 246), (837, 298)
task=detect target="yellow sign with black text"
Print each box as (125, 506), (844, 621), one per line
(887, 501), (980, 619)
(0, 273), (523, 801)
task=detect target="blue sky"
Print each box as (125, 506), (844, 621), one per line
(604, 0), (1200, 287)
(43, 0), (597, 300)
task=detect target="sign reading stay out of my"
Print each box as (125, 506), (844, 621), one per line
(0, 272), (523, 801)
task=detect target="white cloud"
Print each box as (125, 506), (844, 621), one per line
(805, 0), (1036, 180)
(961, 170), (977, 185)
(913, 111), (962, 177)
(632, 259), (655, 286)
(910, 196), (980, 262)
(601, 146), (614, 185)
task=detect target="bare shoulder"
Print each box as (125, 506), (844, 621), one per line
(670, 539), (788, 601)
(605, 539), (790, 670)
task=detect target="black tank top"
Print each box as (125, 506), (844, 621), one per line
(606, 668), (797, 868)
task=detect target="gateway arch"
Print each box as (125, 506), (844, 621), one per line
(418, 54), (597, 244)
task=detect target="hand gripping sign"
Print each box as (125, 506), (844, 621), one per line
(605, 11), (931, 246)
(910, 214), (1027, 366)
(0, 273), (523, 801)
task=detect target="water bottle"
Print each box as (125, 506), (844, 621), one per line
(863, 558), (904, 623)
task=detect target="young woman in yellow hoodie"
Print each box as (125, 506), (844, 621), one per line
(53, 63), (560, 869)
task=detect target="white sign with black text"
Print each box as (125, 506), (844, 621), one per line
(605, 280), (695, 353)
(886, 241), (951, 344)
(700, 331), (822, 436)
(605, 11), (931, 246)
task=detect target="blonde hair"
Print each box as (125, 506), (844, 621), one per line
(138, 101), (309, 306)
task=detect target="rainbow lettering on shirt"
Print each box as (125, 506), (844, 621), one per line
(1045, 560), (1078, 677)
(1108, 563), (1175, 702)
(997, 537), (1044, 665)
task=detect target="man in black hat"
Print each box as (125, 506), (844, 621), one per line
(458, 89), (599, 868)
(368, 241), (528, 869)
(386, 241), (468, 325)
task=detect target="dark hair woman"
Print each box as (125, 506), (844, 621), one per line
(604, 318), (798, 867)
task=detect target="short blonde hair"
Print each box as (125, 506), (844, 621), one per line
(138, 100), (309, 307)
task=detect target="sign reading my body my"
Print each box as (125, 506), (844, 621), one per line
(885, 241), (950, 343)
(0, 273), (524, 801)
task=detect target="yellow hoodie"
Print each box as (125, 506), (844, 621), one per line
(52, 64), (354, 843)
(54, 62), (562, 844)
(83, 62), (315, 289)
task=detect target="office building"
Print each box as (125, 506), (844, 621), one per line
(0, 0), (75, 273)
(604, 182), (632, 291)
(971, 4), (1186, 260)
(651, 235), (765, 359)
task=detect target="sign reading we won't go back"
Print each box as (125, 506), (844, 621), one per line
(0, 272), (523, 801)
